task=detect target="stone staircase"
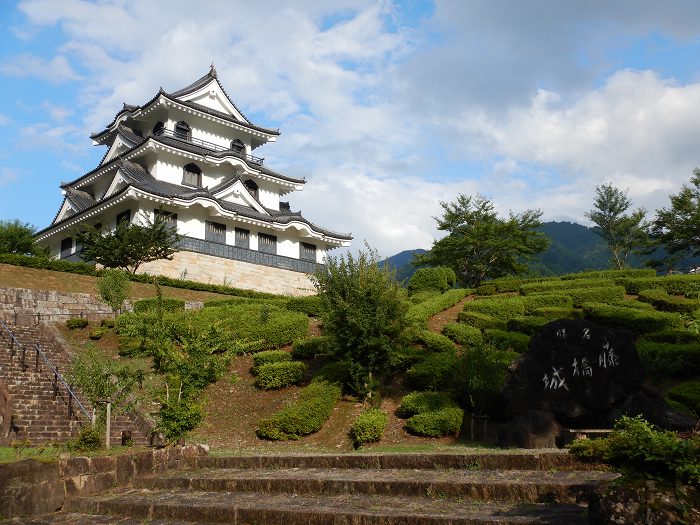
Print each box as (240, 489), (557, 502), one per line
(13, 452), (618, 524)
(0, 323), (148, 446)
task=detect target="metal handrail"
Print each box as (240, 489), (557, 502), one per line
(0, 318), (90, 421)
(153, 128), (265, 165)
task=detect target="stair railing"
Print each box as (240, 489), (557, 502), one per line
(0, 318), (90, 422)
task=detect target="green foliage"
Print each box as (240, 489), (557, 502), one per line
(0, 219), (47, 256)
(637, 341), (700, 379)
(88, 328), (106, 340)
(66, 318), (88, 329)
(560, 268), (656, 280)
(523, 294), (573, 313)
(622, 274), (700, 295)
(405, 350), (459, 391)
(405, 407), (464, 437)
(583, 302), (682, 334)
(256, 379), (342, 440)
(254, 361), (307, 390)
(463, 296), (525, 321)
(414, 330), (455, 353)
(442, 323), (483, 347)
(567, 416), (700, 486)
(409, 290), (440, 304)
(642, 329), (700, 345)
(397, 391), (457, 418)
(157, 398), (203, 442)
(65, 425), (104, 452)
(96, 269), (131, 314)
(76, 210), (180, 274)
(585, 183), (650, 269)
(520, 278), (615, 295)
(314, 246), (409, 399)
(133, 297), (185, 312)
(390, 346), (431, 372)
(252, 350), (292, 371)
(566, 285), (627, 307)
(407, 266), (455, 294)
(479, 277), (529, 294)
(414, 194), (548, 287)
(285, 295), (324, 317)
(407, 288), (470, 328)
(100, 318), (116, 328)
(457, 310), (506, 330)
(506, 316), (551, 335)
(530, 307), (583, 321)
(637, 288), (700, 313)
(351, 408), (388, 448)
(475, 284), (497, 296)
(291, 336), (332, 360)
(667, 381), (700, 417)
(483, 329), (530, 353)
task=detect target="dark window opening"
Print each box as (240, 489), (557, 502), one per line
(205, 221), (226, 244)
(154, 209), (178, 229)
(116, 210), (131, 226)
(258, 233), (277, 255)
(182, 163), (202, 187)
(153, 121), (164, 135)
(244, 179), (259, 200)
(60, 237), (73, 258)
(235, 228), (250, 249)
(300, 242), (316, 262)
(174, 121), (191, 140)
(231, 139), (244, 153)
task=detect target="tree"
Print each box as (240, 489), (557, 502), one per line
(652, 169), (700, 261)
(313, 245), (409, 399)
(96, 269), (131, 314)
(0, 219), (48, 256)
(414, 194), (548, 288)
(585, 183), (649, 269)
(76, 211), (180, 273)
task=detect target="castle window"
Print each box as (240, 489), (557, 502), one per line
(154, 209), (178, 229)
(116, 210), (131, 225)
(244, 179), (259, 200)
(153, 121), (164, 136)
(300, 242), (316, 262)
(235, 227), (250, 249)
(205, 221), (226, 244)
(174, 121), (191, 140)
(258, 233), (277, 255)
(182, 163), (202, 187)
(231, 139), (244, 153)
(60, 237), (73, 258)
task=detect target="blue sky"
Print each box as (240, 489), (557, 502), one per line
(1, 0), (700, 257)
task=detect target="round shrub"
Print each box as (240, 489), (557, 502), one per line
(476, 284), (497, 296)
(66, 424), (103, 452)
(457, 311), (506, 330)
(406, 351), (459, 390)
(133, 297), (185, 312)
(397, 391), (457, 418)
(667, 381), (700, 417)
(254, 361), (307, 390)
(483, 329), (530, 353)
(415, 330), (455, 353)
(408, 267), (453, 294)
(66, 318), (88, 330)
(291, 336), (332, 359)
(88, 328), (106, 340)
(405, 407), (464, 437)
(463, 297), (525, 321)
(351, 408), (388, 448)
(442, 323), (482, 347)
(506, 316), (550, 335)
(252, 350), (292, 373)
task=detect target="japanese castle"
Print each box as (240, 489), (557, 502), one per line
(35, 67), (352, 295)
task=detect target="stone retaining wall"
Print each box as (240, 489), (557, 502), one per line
(0, 444), (207, 519)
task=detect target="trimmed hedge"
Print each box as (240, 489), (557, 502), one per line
(561, 268), (656, 281)
(475, 284), (497, 296)
(88, 328), (106, 340)
(256, 378), (342, 440)
(66, 318), (88, 329)
(410, 290), (441, 304)
(442, 323), (483, 347)
(483, 329), (530, 353)
(285, 295), (324, 317)
(582, 302), (682, 334)
(463, 297), (525, 321)
(408, 266), (456, 295)
(530, 307), (583, 320)
(391, 346), (431, 372)
(405, 407), (464, 437)
(637, 288), (700, 314)
(565, 286), (626, 307)
(397, 391), (457, 418)
(291, 336), (332, 360)
(609, 300), (655, 310)
(254, 361), (307, 390)
(133, 297), (185, 312)
(506, 316), (550, 335)
(407, 288), (471, 328)
(351, 408), (388, 448)
(415, 330), (456, 352)
(637, 341), (700, 379)
(405, 351), (459, 390)
(667, 381), (700, 416)
(457, 311), (506, 330)
(520, 278), (614, 295)
(252, 350), (292, 372)
(523, 294), (573, 313)
(621, 274), (700, 295)
(641, 329), (700, 345)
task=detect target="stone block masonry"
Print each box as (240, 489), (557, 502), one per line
(0, 287), (113, 325)
(140, 250), (316, 296)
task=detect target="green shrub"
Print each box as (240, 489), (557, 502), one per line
(286, 295), (324, 317)
(463, 297), (525, 321)
(97, 268), (131, 314)
(397, 391), (457, 418)
(488, 277), (534, 293)
(637, 341), (700, 379)
(530, 307), (583, 320)
(442, 323), (483, 347)
(641, 329), (700, 345)
(66, 424), (103, 452)
(520, 278), (614, 295)
(406, 351), (459, 390)
(667, 381), (700, 417)
(610, 300), (655, 310)
(567, 415), (699, 486)
(158, 399), (203, 442)
(88, 328), (106, 340)
(621, 274), (700, 295)
(390, 346), (431, 372)
(291, 336), (332, 359)
(351, 408), (388, 448)
(523, 294), (573, 313)
(256, 379), (342, 440)
(254, 361), (307, 390)
(100, 318), (116, 328)
(410, 290), (441, 303)
(475, 284), (497, 296)
(66, 318), (88, 330)
(407, 289), (471, 328)
(506, 316), (550, 335)
(638, 288), (700, 314)
(583, 303), (682, 334)
(561, 268), (656, 281)
(133, 297), (185, 312)
(457, 311), (506, 330)
(483, 329), (530, 353)
(414, 330), (455, 352)
(405, 407), (464, 437)
(566, 286), (626, 307)
(252, 350), (292, 372)
(407, 266), (455, 294)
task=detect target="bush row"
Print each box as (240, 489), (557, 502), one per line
(621, 274), (700, 295)
(291, 336), (332, 360)
(397, 391), (457, 418)
(251, 350), (291, 371)
(414, 330), (456, 352)
(254, 361), (307, 390)
(350, 408), (388, 448)
(560, 268), (656, 281)
(457, 311), (506, 330)
(506, 316), (550, 335)
(641, 329), (700, 345)
(405, 407), (464, 437)
(463, 297), (525, 321)
(483, 329), (530, 353)
(566, 286), (626, 307)
(531, 306), (583, 320)
(667, 381), (700, 417)
(285, 295), (324, 317)
(407, 289), (471, 328)
(637, 288), (700, 314)
(637, 341), (700, 379)
(582, 302), (682, 335)
(442, 323), (483, 347)
(256, 379), (342, 440)
(520, 278), (614, 295)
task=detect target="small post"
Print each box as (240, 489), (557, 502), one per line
(36, 313), (40, 326)
(68, 386), (73, 418)
(35, 347), (39, 372)
(92, 408), (96, 425)
(105, 401), (111, 449)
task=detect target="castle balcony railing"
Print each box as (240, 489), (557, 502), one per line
(153, 128), (264, 165)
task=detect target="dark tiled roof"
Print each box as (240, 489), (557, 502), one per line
(96, 125), (147, 166)
(65, 188), (96, 211)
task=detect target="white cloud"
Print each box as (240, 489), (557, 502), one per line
(0, 168), (20, 187)
(0, 53), (82, 83)
(40, 101), (73, 121)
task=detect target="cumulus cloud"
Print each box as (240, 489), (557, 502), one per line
(0, 53), (82, 83)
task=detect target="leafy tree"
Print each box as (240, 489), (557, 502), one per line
(652, 169), (700, 262)
(585, 183), (649, 269)
(313, 245), (409, 399)
(0, 219), (48, 256)
(415, 194), (548, 288)
(96, 269), (131, 314)
(76, 211), (179, 273)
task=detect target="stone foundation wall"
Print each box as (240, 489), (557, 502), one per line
(139, 250), (316, 296)
(0, 287), (112, 325)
